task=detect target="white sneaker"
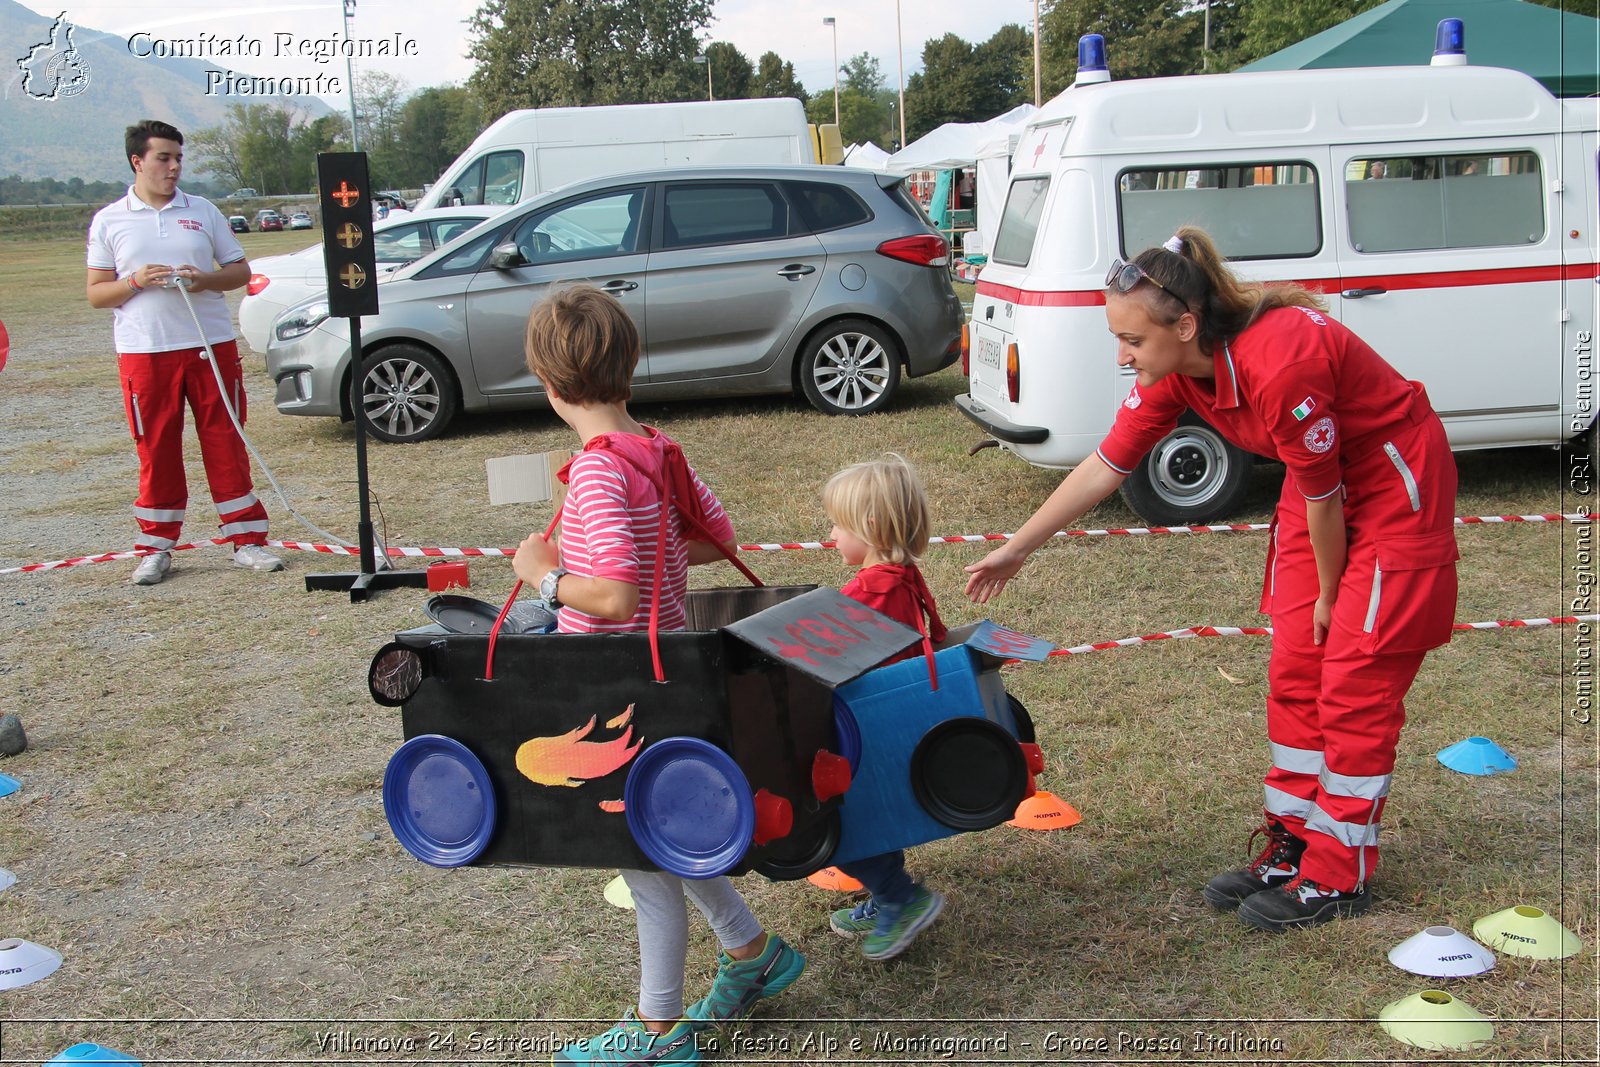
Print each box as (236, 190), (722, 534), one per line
(130, 551), (172, 586)
(232, 544), (285, 572)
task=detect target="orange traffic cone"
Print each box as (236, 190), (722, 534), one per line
(1007, 790), (1081, 830)
(806, 866), (864, 891)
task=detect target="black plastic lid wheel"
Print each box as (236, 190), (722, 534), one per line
(910, 717), (1028, 832)
(752, 809), (842, 882)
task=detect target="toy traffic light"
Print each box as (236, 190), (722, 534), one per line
(315, 152), (380, 319)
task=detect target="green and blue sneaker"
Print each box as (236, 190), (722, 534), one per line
(829, 898), (879, 938)
(684, 933), (805, 1030)
(862, 884), (944, 961)
(552, 1008), (701, 1065)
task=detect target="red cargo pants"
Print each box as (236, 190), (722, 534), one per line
(1259, 398), (1458, 891)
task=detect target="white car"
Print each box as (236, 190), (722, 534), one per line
(287, 212), (314, 230)
(238, 206), (499, 353)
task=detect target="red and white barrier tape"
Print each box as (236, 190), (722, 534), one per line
(1, 513), (1588, 576)
(1046, 615), (1600, 658)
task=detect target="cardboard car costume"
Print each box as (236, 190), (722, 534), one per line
(374, 586), (1050, 878)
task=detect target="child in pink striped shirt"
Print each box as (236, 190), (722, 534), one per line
(512, 285), (803, 1066)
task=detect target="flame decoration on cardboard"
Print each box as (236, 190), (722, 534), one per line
(516, 706), (642, 789)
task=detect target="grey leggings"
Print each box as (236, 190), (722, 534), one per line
(619, 868), (764, 1021)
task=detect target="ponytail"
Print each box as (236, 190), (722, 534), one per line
(1127, 225), (1327, 353)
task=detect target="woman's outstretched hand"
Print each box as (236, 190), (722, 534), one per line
(964, 543), (1028, 603)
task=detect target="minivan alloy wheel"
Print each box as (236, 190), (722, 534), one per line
(358, 345), (458, 443)
(800, 319), (902, 416)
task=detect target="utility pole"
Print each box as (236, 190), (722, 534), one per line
(823, 17), (840, 127)
(1033, 0), (1042, 105)
(895, 0), (906, 149)
(342, 0), (359, 150)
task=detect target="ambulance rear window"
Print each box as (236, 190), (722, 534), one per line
(993, 177), (1049, 266)
(1346, 151), (1544, 253)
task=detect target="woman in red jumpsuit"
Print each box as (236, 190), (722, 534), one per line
(964, 226), (1459, 931)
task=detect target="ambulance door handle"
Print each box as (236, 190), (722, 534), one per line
(1342, 287), (1385, 299)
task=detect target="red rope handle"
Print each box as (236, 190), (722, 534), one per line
(484, 514), (562, 681)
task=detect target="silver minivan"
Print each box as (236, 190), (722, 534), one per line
(263, 166), (963, 442)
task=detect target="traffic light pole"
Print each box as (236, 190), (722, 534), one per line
(303, 151), (427, 602)
(303, 318), (427, 601)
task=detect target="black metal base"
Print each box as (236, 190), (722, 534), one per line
(305, 568), (430, 602)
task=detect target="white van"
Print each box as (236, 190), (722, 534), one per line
(958, 39), (1599, 523)
(412, 98), (816, 212)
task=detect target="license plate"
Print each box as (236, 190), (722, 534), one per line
(975, 335), (1003, 369)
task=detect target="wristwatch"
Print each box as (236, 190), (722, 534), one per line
(539, 567), (568, 607)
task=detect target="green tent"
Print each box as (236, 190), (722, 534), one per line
(1237, 0), (1600, 97)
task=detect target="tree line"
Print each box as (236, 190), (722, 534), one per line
(175, 0), (1585, 195)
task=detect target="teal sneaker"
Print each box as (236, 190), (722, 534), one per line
(829, 898), (879, 938)
(684, 933), (805, 1030)
(552, 1008), (701, 1065)
(862, 884), (944, 961)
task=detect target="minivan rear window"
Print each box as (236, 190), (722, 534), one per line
(992, 178), (1050, 267)
(785, 181), (871, 233)
(1117, 162), (1321, 259)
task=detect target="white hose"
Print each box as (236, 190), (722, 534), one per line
(173, 277), (358, 550)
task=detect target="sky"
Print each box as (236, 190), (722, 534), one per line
(21, 0), (1042, 106)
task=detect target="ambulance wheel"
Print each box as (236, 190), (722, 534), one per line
(799, 319), (901, 415)
(356, 345), (458, 443)
(1120, 413), (1253, 525)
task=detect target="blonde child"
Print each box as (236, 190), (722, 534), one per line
(821, 455), (947, 960)
(512, 285), (803, 1064)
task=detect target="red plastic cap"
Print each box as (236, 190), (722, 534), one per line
(752, 788), (793, 846)
(811, 749), (852, 803)
(246, 273), (271, 296)
(1018, 742), (1045, 776)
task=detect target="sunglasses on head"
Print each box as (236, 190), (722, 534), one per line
(1106, 258), (1181, 303)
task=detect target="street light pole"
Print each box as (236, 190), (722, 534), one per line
(895, 0), (906, 149)
(693, 53), (713, 101)
(342, 0), (359, 150)
(823, 17), (839, 127)
(1033, 0), (1042, 105)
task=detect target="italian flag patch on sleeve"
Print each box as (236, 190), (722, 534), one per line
(1292, 397), (1316, 421)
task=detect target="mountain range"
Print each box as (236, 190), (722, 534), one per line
(2, 0), (335, 182)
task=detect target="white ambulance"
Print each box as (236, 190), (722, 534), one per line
(957, 32), (1599, 523)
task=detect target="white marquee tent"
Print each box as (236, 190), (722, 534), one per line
(885, 103), (1037, 257)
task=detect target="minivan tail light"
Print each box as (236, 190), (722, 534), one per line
(247, 274), (270, 296)
(876, 234), (948, 267)
(1006, 342), (1020, 403)
(960, 323), (970, 376)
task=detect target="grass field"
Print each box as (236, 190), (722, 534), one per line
(0, 229), (1593, 1065)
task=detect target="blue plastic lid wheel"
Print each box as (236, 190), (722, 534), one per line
(831, 696), (863, 774)
(383, 735), (498, 867)
(624, 737), (755, 879)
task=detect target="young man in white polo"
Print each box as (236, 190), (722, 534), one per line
(86, 119), (283, 584)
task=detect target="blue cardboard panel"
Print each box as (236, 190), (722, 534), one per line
(830, 645), (1024, 866)
(722, 587), (921, 688)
